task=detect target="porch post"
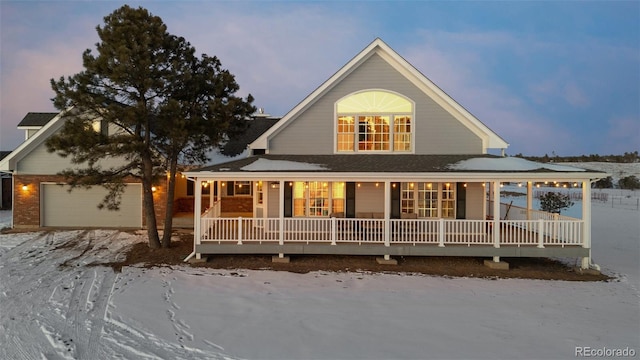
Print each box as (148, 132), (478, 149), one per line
(526, 182), (533, 220)
(194, 178), (203, 260)
(581, 181), (592, 269)
(383, 181), (391, 260)
(209, 181), (215, 209)
(278, 180), (285, 257)
(492, 181), (501, 262)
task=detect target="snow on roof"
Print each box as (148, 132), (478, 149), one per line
(449, 157), (586, 172)
(240, 158), (327, 171)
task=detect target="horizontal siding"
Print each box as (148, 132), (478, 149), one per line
(17, 138), (131, 175)
(465, 182), (485, 220)
(269, 52), (483, 155)
(355, 183), (385, 213)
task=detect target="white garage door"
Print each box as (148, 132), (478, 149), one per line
(41, 183), (142, 228)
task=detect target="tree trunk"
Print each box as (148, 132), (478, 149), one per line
(161, 156), (178, 248)
(142, 154), (161, 248)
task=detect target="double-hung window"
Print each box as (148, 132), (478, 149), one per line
(336, 90), (413, 153)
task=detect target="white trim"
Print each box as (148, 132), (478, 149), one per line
(333, 89), (416, 154)
(250, 38), (508, 153)
(0, 110), (67, 171)
(183, 170), (606, 183)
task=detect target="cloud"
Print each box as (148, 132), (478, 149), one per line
(155, 4), (368, 116)
(603, 116), (640, 154)
(0, 41), (88, 150)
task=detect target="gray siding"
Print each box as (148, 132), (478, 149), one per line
(267, 185), (279, 217)
(355, 183), (385, 213)
(17, 137), (131, 175)
(268, 52), (483, 155)
(465, 182), (485, 220)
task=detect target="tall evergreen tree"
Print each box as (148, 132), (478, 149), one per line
(47, 5), (254, 248)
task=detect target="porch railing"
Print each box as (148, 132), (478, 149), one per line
(200, 217), (584, 248)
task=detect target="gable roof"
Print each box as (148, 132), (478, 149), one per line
(17, 112), (58, 128)
(0, 111), (66, 171)
(251, 38), (509, 153)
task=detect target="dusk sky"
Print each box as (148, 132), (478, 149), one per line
(1, 1), (638, 156)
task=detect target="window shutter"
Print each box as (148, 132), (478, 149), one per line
(284, 181), (292, 217)
(456, 182), (466, 219)
(346, 182), (356, 218)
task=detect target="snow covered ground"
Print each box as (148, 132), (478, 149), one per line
(0, 196), (638, 359)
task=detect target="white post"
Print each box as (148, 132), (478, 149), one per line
(438, 218), (445, 247)
(209, 181), (215, 209)
(194, 178), (203, 260)
(237, 216), (243, 245)
(537, 218), (545, 248)
(384, 181), (391, 250)
(493, 181), (501, 249)
(279, 180), (285, 246)
(331, 217), (337, 245)
(526, 182), (533, 220)
(581, 181), (592, 269)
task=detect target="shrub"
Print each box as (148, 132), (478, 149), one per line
(594, 176), (613, 189)
(618, 175), (640, 190)
(539, 192), (574, 214)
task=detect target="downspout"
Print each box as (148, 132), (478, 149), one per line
(183, 251), (196, 262)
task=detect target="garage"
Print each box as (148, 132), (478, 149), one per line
(41, 183), (142, 228)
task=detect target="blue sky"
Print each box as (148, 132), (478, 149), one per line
(1, 1), (638, 156)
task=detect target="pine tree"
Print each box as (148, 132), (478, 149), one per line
(46, 5), (254, 248)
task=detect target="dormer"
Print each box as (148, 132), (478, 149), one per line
(17, 112), (58, 140)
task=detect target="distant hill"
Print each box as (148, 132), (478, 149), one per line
(515, 152), (639, 164)
(559, 162), (640, 183)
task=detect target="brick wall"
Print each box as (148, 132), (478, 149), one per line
(221, 196), (253, 213)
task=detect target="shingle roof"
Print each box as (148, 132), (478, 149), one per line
(191, 154), (608, 175)
(195, 154), (498, 173)
(17, 112), (58, 127)
(220, 117), (279, 156)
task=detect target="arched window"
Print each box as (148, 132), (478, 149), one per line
(336, 90), (413, 152)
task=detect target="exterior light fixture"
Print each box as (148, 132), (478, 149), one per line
(21, 184), (28, 191)
(151, 186), (157, 192)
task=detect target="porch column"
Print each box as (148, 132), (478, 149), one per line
(194, 178), (203, 260)
(526, 182), (533, 220)
(581, 181), (592, 269)
(492, 181), (501, 262)
(383, 181), (391, 260)
(277, 180), (285, 257)
(209, 181), (215, 209)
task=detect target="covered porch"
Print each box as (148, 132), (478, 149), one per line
(183, 155), (604, 269)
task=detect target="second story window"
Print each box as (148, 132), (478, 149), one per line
(336, 90), (413, 153)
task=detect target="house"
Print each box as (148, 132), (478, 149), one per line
(183, 38), (607, 269)
(0, 151), (12, 210)
(0, 110), (278, 229)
